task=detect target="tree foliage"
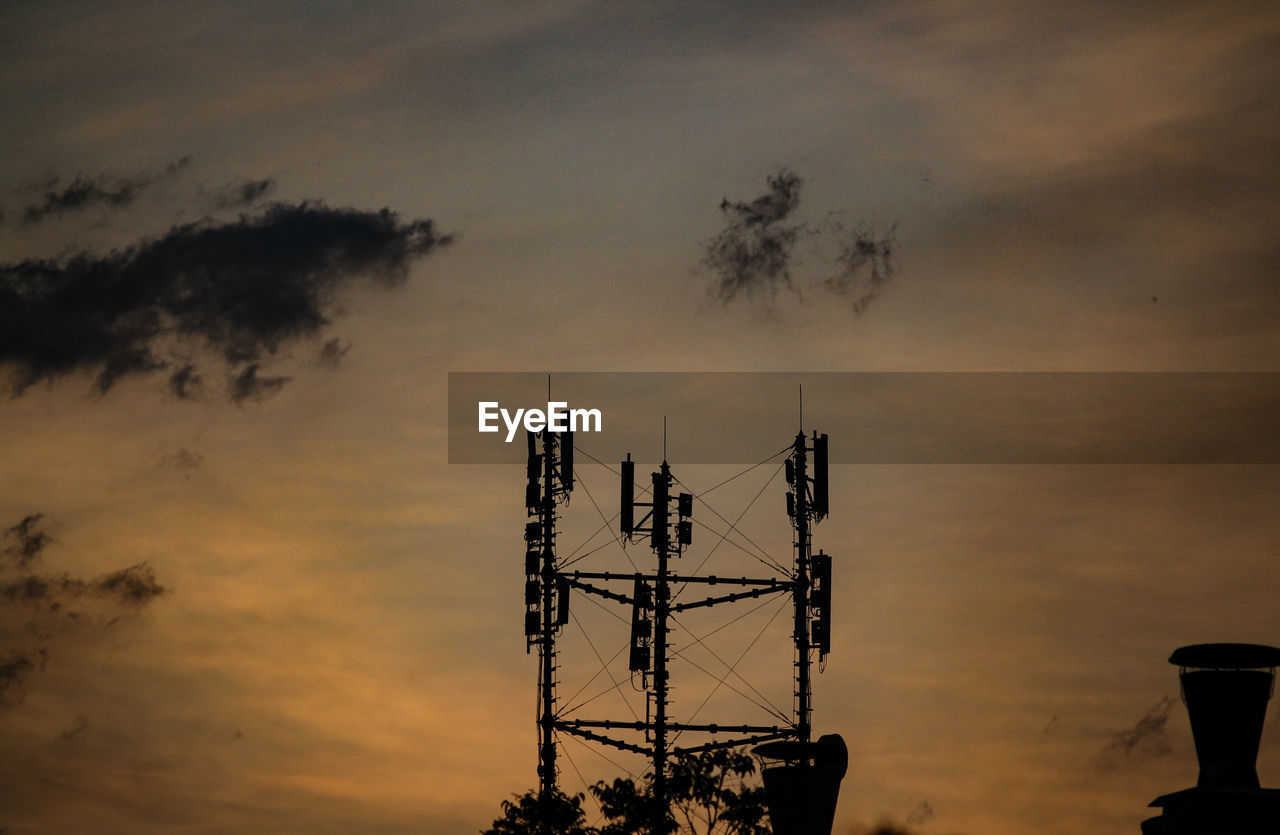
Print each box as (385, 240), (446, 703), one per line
(484, 787), (596, 835)
(484, 750), (770, 835)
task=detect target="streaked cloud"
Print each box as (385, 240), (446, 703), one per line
(15, 157), (191, 226)
(1, 201), (452, 401)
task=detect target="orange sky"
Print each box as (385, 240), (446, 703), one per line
(2, 2), (1280, 833)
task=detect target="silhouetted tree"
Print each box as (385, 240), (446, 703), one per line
(593, 749), (769, 835)
(483, 787), (596, 835)
(484, 750), (769, 835)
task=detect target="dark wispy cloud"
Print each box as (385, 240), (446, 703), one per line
(822, 220), (896, 315)
(0, 201), (452, 402)
(704, 168), (897, 312)
(0, 514), (166, 706)
(0, 649), (44, 707)
(158, 446), (204, 474)
(704, 168), (804, 303)
(92, 563), (166, 605)
(904, 799), (934, 827)
(57, 714), (89, 743)
(17, 157), (192, 226)
(317, 337), (351, 368)
(0, 560), (164, 606)
(210, 177), (276, 209)
(167, 363), (202, 399)
(3, 513), (52, 568)
(1094, 696), (1176, 772)
(230, 364), (290, 404)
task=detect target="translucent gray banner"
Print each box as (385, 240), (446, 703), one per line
(448, 372), (1280, 464)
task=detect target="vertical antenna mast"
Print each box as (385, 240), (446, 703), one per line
(539, 432), (557, 800)
(792, 432), (812, 742)
(524, 422), (573, 809)
(787, 427), (830, 744)
(616, 433), (684, 828)
(652, 459), (672, 818)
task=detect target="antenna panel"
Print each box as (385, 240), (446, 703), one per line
(555, 576), (570, 626)
(526, 431), (540, 480)
(620, 458), (635, 536)
(813, 433), (829, 520)
(651, 470), (668, 552)
(560, 430), (574, 491)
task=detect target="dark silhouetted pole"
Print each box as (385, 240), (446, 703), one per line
(538, 431), (557, 804)
(652, 461), (672, 817)
(792, 432), (812, 743)
(525, 428), (573, 828)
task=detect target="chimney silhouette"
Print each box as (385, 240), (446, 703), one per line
(1142, 643), (1280, 834)
(754, 734), (848, 835)
(1172, 644), (1280, 789)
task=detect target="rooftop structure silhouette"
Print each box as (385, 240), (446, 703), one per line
(1142, 643), (1280, 834)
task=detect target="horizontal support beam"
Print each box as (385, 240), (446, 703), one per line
(554, 723), (652, 756)
(563, 578), (634, 606)
(559, 719), (787, 735)
(672, 583), (793, 613)
(672, 730), (796, 757)
(566, 571), (789, 587)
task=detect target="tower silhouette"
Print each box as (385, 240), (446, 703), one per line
(519, 424), (846, 832)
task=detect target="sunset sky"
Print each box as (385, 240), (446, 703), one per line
(3, 2), (1280, 833)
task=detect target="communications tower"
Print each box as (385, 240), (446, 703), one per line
(520, 426), (835, 826)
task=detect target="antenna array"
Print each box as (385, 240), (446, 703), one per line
(521, 425), (833, 821)
(524, 428), (574, 800)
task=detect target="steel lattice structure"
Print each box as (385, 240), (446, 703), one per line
(521, 427), (832, 816)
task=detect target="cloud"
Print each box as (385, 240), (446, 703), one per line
(158, 446), (204, 473)
(3, 513), (52, 568)
(704, 169), (898, 312)
(905, 799), (934, 826)
(229, 364), (291, 404)
(0, 650), (44, 707)
(704, 168), (804, 303)
(0, 200), (452, 401)
(0, 562), (165, 606)
(168, 363), (203, 399)
(211, 177), (276, 209)
(92, 563), (166, 605)
(1095, 696), (1176, 771)
(822, 220), (897, 315)
(57, 714), (89, 743)
(0, 514), (166, 707)
(18, 157), (192, 225)
(317, 337), (351, 369)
